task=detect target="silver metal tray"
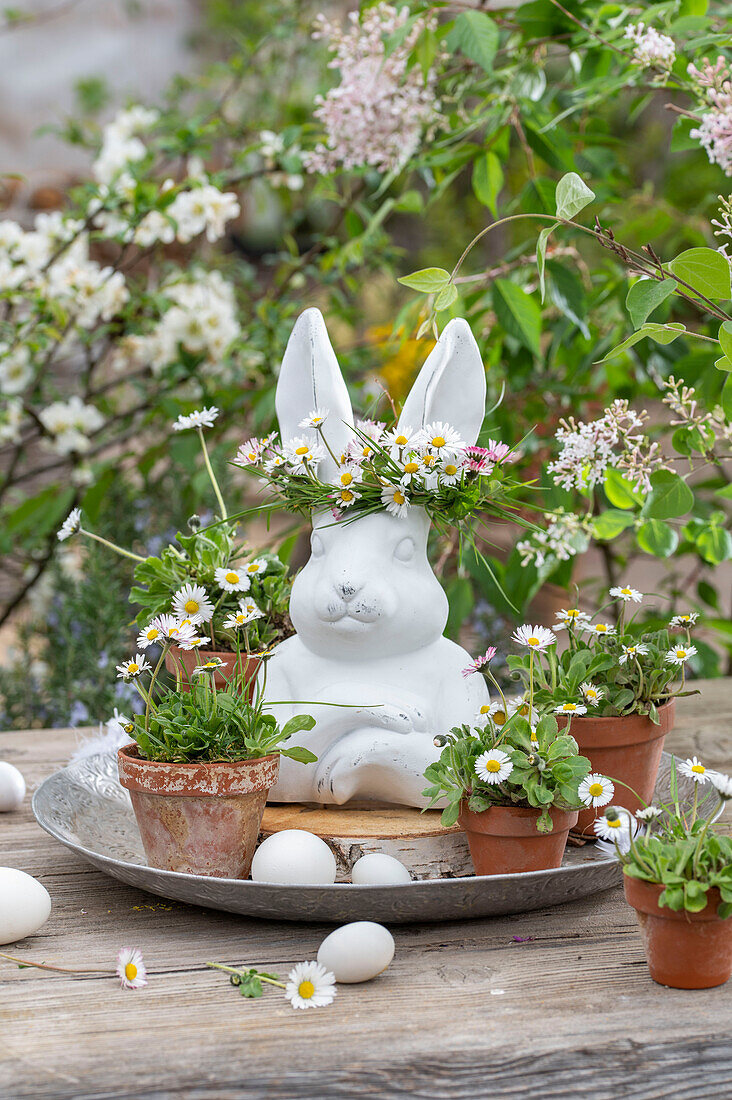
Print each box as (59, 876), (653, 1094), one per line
(32, 751), (713, 923)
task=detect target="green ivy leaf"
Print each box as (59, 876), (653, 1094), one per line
(397, 267), (450, 293)
(472, 151), (503, 216)
(536, 224), (556, 303)
(640, 470), (694, 520)
(446, 11), (499, 72)
(718, 320), (732, 360)
(668, 247), (732, 301)
(636, 519), (679, 558)
(493, 278), (542, 356)
(723, 374), (732, 422)
(625, 278), (676, 329)
(434, 282), (458, 311)
(595, 322), (686, 363)
(695, 525), (732, 565)
(555, 172), (595, 220)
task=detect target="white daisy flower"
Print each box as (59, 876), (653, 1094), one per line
(438, 458), (465, 486)
(263, 453), (287, 474)
(636, 805), (663, 822)
(243, 558), (268, 578)
(192, 657), (226, 676)
(511, 624), (556, 652)
(298, 408), (329, 429)
(381, 483), (410, 518)
(593, 808), (629, 842)
(172, 406), (219, 432)
(475, 748), (513, 784)
(420, 421), (466, 456)
(678, 756), (708, 783)
(335, 465), (363, 489)
(584, 622), (615, 638)
(136, 622), (164, 649)
(383, 424), (418, 454)
(116, 947), (147, 990)
(172, 583), (214, 625)
(619, 642), (650, 665)
(285, 961), (336, 1010)
(609, 585), (643, 603)
(578, 773), (615, 808)
(283, 435), (326, 472)
(669, 613), (698, 629)
(554, 608), (591, 630)
(214, 566), (251, 593)
(234, 438), (263, 466)
(709, 771), (732, 799)
(57, 507), (82, 542)
(239, 597), (264, 621)
(334, 486), (360, 509)
(223, 610), (247, 629)
(476, 702), (493, 721)
(555, 701), (588, 716)
(151, 614), (199, 647)
(580, 682), (604, 706)
(115, 653), (152, 681)
(176, 631), (206, 652)
(400, 456), (424, 486)
(665, 644), (697, 666)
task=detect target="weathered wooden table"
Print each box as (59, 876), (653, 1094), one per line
(1, 680), (731, 1099)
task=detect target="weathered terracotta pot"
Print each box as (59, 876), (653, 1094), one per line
(165, 647), (261, 697)
(458, 803), (578, 876)
(558, 699), (675, 836)
(118, 745), (278, 878)
(624, 876), (732, 989)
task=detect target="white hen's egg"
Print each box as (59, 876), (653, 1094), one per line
(0, 868), (52, 944)
(351, 853), (411, 885)
(0, 762), (25, 812)
(317, 921), (395, 983)
(250, 829), (337, 884)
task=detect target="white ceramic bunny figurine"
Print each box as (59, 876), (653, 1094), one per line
(264, 307), (489, 807)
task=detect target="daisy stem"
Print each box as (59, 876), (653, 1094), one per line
(529, 649), (535, 718)
(206, 962), (286, 989)
(316, 425), (342, 470)
(146, 645), (168, 730)
(198, 427), (228, 520)
(0, 952), (112, 975)
(634, 656), (644, 706)
(485, 669), (508, 722)
(80, 528), (145, 562)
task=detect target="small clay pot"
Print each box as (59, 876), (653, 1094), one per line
(458, 803), (579, 876)
(624, 875), (732, 989)
(118, 745), (278, 878)
(166, 647), (261, 698)
(558, 699), (676, 837)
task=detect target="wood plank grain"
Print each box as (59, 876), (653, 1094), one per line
(0, 679), (731, 1098)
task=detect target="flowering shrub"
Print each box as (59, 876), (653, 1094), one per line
(5, 1), (732, 727)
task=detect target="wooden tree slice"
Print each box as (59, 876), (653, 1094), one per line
(261, 802), (471, 881)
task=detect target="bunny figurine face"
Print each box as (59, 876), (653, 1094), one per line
(264, 307), (490, 807)
(290, 507), (448, 661)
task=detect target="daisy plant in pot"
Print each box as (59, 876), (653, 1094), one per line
(57, 407), (294, 696)
(422, 647), (613, 876)
(505, 589), (699, 837)
(115, 639), (316, 879)
(604, 761), (732, 990)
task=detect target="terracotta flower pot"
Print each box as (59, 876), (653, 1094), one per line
(624, 875), (732, 989)
(165, 647), (261, 698)
(558, 699), (675, 837)
(118, 745), (278, 878)
(458, 803), (578, 876)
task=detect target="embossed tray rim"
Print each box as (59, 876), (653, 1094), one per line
(32, 750), (717, 923)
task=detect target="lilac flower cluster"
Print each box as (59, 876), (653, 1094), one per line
(689, 57), (732, 175)
(304, 4), (440, 174)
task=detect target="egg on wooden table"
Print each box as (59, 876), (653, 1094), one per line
(0, 868), (52, 944)
(317, 921), (395, 983)
(351, 853), (411, 885)
(0, 762), (26, 812)
(250, 829), (337, 884)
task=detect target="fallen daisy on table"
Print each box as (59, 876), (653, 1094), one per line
(207, 960), (336, 1010)
(117, 947), (148, 990)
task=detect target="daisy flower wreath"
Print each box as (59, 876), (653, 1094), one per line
(232, 413), (537, 579)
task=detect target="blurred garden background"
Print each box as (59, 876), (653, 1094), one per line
(1, 0), (731, 731)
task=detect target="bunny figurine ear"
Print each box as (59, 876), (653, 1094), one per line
(397, 318), (486, 446)
(276, 308), (354, 482)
